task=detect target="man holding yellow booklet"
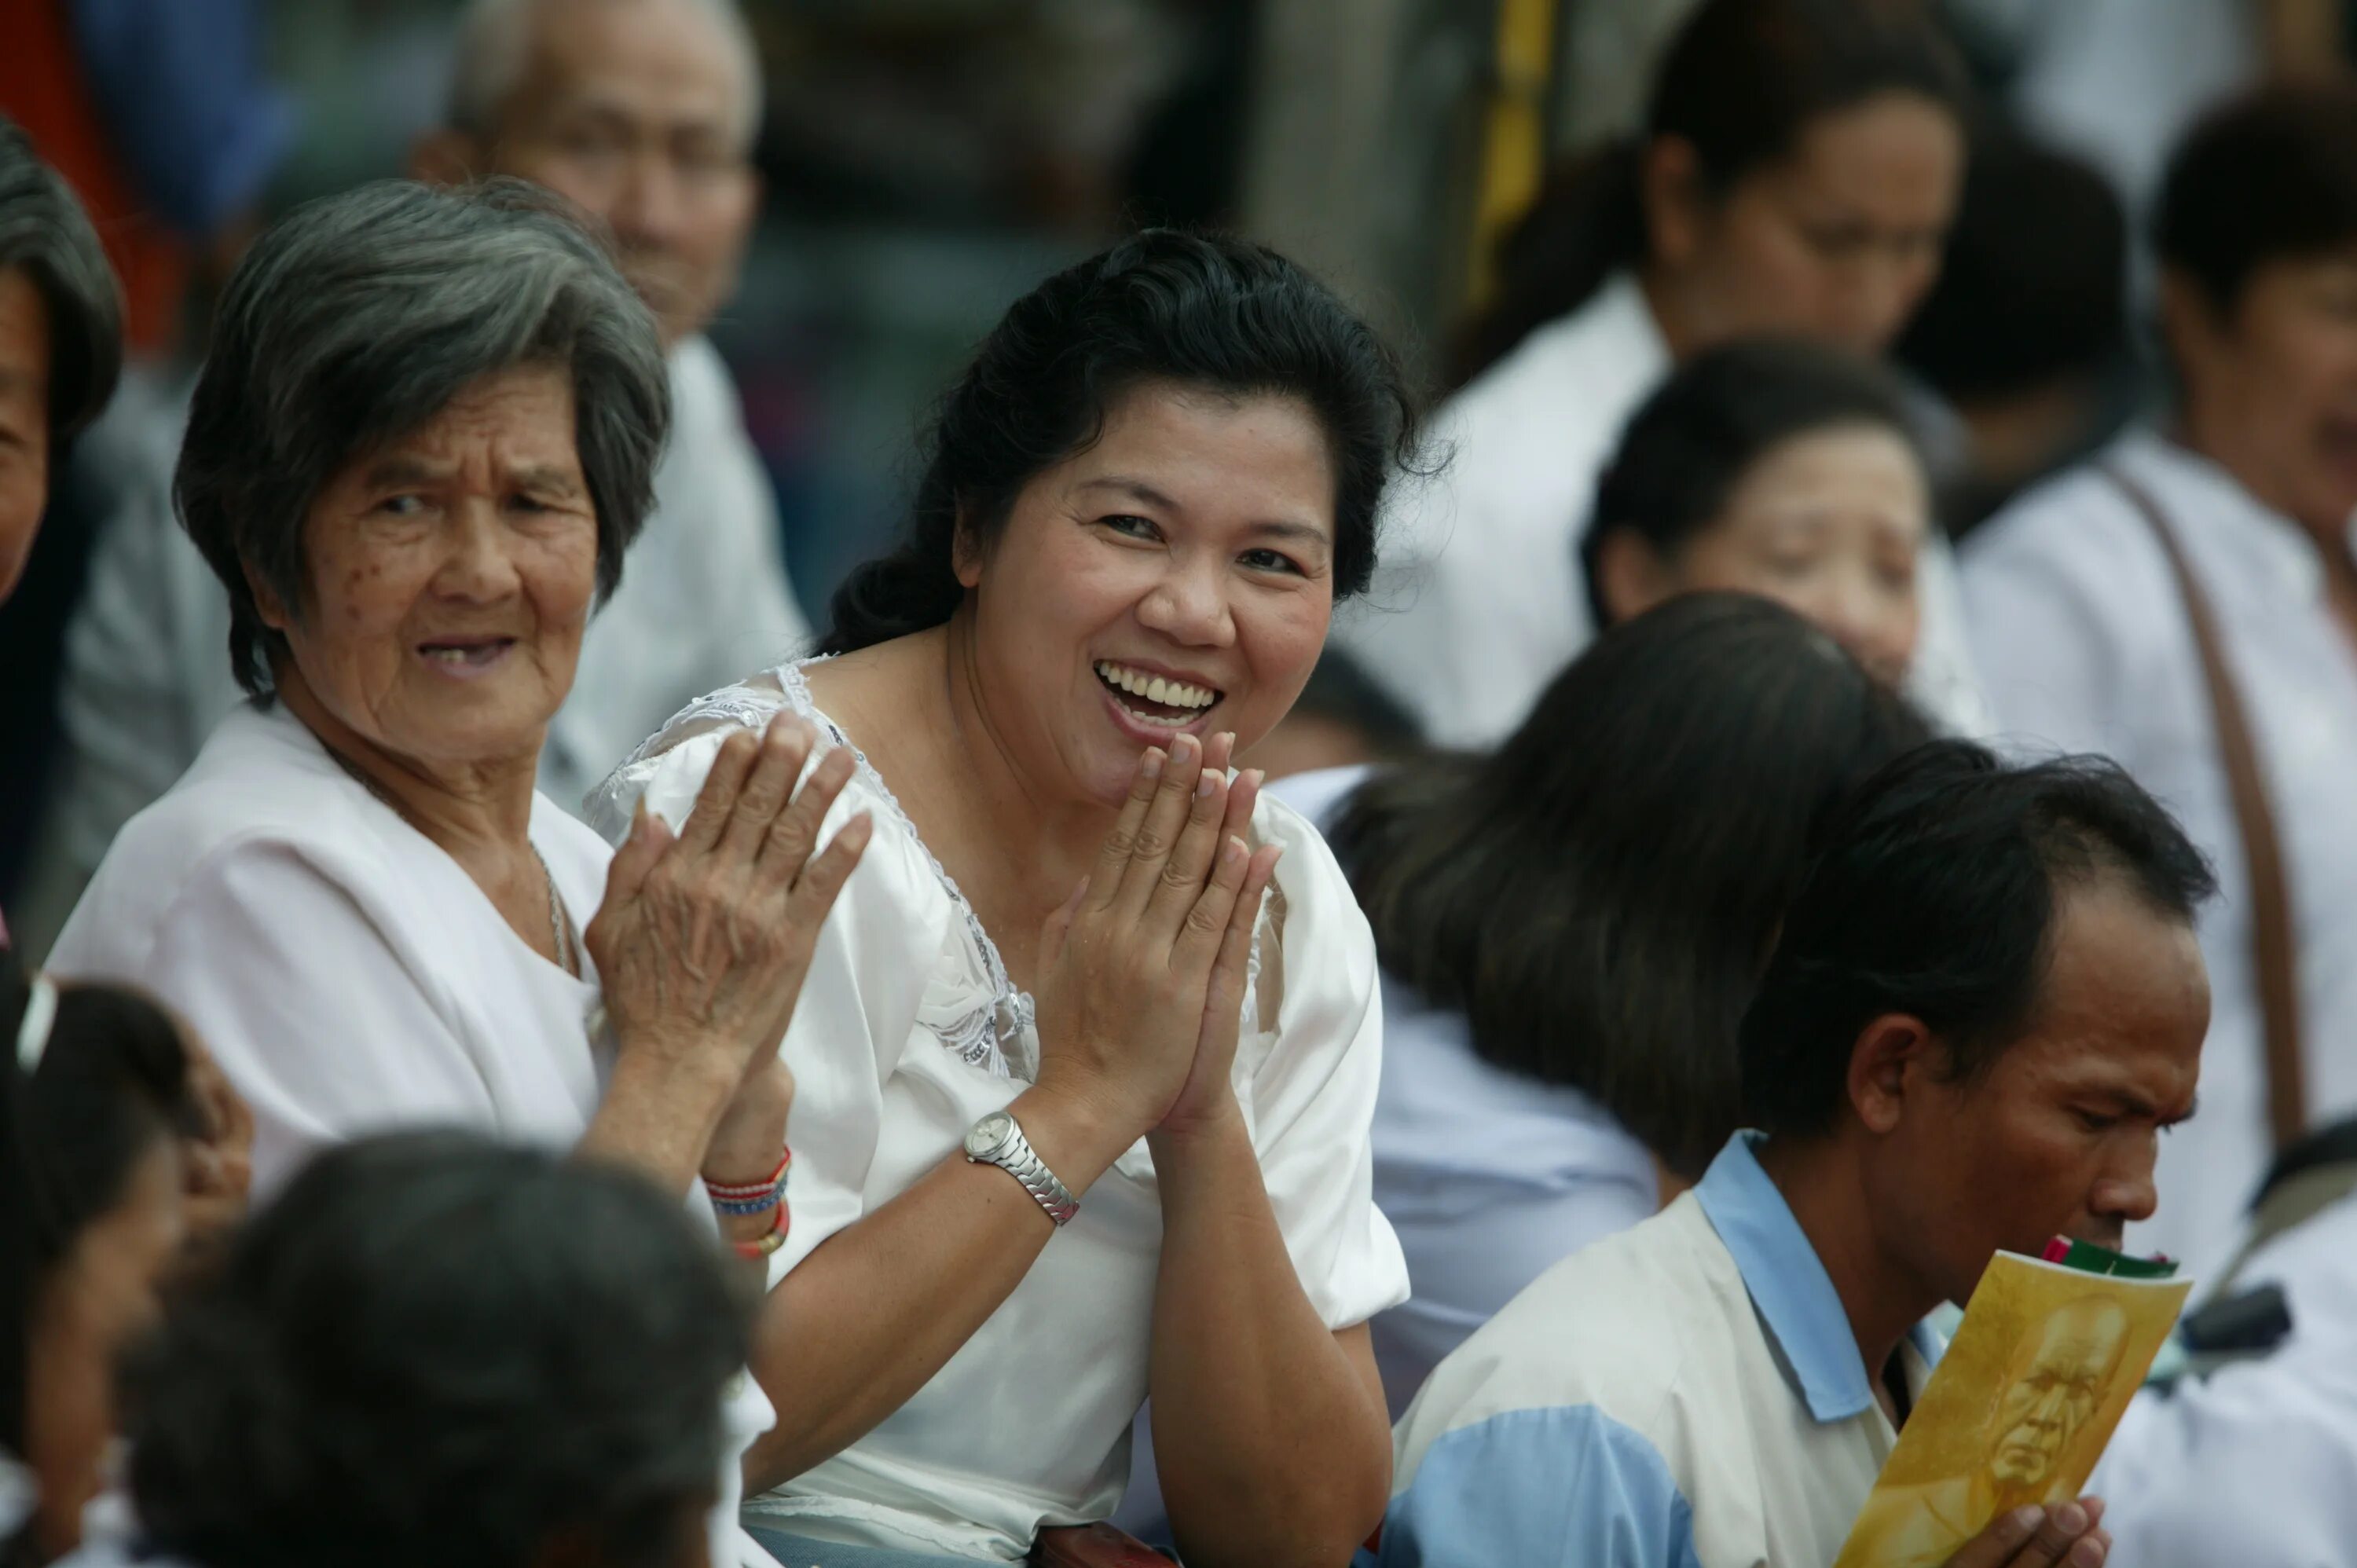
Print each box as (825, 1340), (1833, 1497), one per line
(1363, 741), (2212, 1568)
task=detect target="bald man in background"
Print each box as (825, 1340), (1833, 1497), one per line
(26, 0), (806, 953)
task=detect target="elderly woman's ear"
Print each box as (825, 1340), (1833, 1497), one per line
(241, 561), (293, 633)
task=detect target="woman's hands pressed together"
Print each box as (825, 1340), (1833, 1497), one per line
(581, 713), (871, 1192)
(1028, 731), (1281, 1167)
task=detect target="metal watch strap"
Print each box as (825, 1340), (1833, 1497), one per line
(966, 1112), (1080, 1225)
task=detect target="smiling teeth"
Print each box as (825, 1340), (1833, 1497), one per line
(1094, 661), (1217, 709)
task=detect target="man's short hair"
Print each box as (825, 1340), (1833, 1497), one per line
(2157, 79), (2357, 318)
(1739, 740), (2216, 1138)
(445, 0), (764, 145)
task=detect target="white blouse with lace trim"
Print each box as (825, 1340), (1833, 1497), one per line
(586, 659), (1408, 1562)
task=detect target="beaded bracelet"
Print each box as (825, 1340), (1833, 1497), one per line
(706, 1147), (791, 1216)
(732, 1196), (791, 1260)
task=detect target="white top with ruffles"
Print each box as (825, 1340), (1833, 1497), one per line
(588, 660), (1409, 1562)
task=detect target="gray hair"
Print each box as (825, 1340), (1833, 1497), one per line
(0, 113), (122, 441)
(176, 178), (671, 698)
(446, 0), (764, 147)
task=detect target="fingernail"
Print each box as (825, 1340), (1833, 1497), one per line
(2071, 1540), (2106, 1567)
(1197, 770), (1220, 798)
(1245, 768), (1265, 791)
(1141, 749), (1164, 779)
(2009, 1508), (2044, 1540)
(2055, 1504), (2087, 1533)
(1173, 733), (1198, 760)
(1222, 836), (1246, 866)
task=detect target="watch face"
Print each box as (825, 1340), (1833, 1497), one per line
(966, 1111), (1014, 1158)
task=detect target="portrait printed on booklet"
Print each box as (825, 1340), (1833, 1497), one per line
(1836, 1248), (2191, 1568)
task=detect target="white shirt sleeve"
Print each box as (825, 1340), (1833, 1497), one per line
(1248, 796), (1412, 1329)
(97, 837), (486, 1195)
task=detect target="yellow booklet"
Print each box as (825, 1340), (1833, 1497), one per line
(1834, 1249), (2193, 1568)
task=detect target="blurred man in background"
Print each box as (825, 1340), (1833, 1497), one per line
(22, 0), (807, 958)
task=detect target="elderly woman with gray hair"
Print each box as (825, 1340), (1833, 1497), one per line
(46, 179), (865, 1568)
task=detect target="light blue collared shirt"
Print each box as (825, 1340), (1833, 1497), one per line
(1371, 1134), (1941, 1568)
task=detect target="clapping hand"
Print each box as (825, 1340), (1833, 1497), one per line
(589, 713), (871, 1095)
(1032, 731), (1279, 1145)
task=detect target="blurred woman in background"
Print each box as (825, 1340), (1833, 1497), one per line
(1582, 337), (1933, 688)
(2, 972), (212, 1565)
(1277, 595), (1930, 1412)
(0, 115), (119, 609)
(1330, 0), (1981, 747)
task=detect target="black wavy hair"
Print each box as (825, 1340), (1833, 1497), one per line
(120, 1130), (753, 1568)
(1327, 593), (1930, 1176)
(820, 228), (1420, 654)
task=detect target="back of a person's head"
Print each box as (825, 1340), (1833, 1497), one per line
(1897, 127), (2127, 404)
(1332, 592), (1931, 1175)
(1740, 741), (2216, 1140)
(2157, 79), (2357, 319)
(1582, 337), (1920, 629)
(1449, 0), (1966, 388)
(120, 1132), (750, 1568)
(0, 114), (122, 445)
(821, 227), (1418, 656)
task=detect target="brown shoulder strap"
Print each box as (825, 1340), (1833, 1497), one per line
(2102, 460), (2307, 1149)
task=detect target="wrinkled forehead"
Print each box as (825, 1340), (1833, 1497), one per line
(491, 0), (760, 146)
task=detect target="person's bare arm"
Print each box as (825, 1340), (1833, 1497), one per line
(1142, 764), (1389, 1566)
(741, 733), (1260, 1489)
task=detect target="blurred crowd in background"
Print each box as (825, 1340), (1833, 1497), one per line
(13, 4), (2357, 1567)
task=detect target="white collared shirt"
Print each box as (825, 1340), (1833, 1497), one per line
(38, 335), (807, 894)
(1962, 430), (2357, 1275)
(1328, 272), (1990, 749)
(1369, 1133), (1939, 1568)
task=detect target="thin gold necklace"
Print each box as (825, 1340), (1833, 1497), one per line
(321, 742), (579, 979)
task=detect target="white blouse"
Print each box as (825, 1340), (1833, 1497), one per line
(588, 661), (1410, 1562)
(45, 701), (782, 1568)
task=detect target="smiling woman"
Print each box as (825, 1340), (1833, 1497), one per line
(48, 179), (876, 1568)
(588, 230), (1422, 1565)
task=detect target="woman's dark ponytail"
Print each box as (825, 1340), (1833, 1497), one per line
(1446, 0), (1968, 390)
(1446, 141), (1645, 391)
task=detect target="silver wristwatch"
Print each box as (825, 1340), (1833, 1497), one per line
(963, 1109), (1079, 1225)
